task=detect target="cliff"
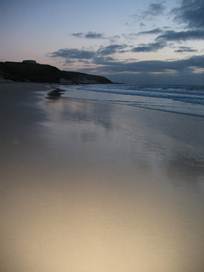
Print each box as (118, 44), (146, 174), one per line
(0, 61), (112, 84)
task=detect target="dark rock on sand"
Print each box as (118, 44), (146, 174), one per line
(47, 89), (64, 99)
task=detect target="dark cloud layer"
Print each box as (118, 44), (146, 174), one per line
(94, 55), (204, 74)
(50, 48), (95, 60)
(174, 0), (204, 29)
(157, 29), (204, 41)
(132, 40), (166, 52)
(51, 46), (204, 75)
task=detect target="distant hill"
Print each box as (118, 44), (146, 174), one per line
(0, 61), (112, 84)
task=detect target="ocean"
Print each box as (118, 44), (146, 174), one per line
(61, 83), (204, 117)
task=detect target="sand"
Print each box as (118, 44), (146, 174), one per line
(0, 82), (204, 272)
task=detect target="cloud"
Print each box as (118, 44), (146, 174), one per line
(132, 29), (204, 53)
(131, 2), (166, 25)
(90, 55), (204, 74)
(137, 28), (163, 35)
(174, 46), (198, 53)
(50, 48), (96, 60)
(129, 1), (204, 53)
(72, 32), (84, 38)
(137, 28), (204, 53)
(97, 44), (128, 56)
(85, 32), (105, 39)
(132, 40), (166, 52)
(94, 55), (204, 86)
(133, 28), (204, 53)
(157, 29), (204, 41)
(72, 31), (105, 39)
(174, 0), (204, 29)
(71, 32), (121, 43)
(143, 2), (166, 18)
(50, 46), (204, 76)
(50, 44), (128, 64)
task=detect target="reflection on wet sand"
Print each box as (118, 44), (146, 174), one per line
(166, 154), (204, 186)
(46, 97), (114, 130)
(0, 83), (204, 272)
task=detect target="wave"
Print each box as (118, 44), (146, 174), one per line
(60, 84), (204, 118)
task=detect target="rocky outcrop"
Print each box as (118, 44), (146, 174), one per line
(0, 61), (112, 84)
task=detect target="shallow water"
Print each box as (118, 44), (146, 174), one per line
(61, 84), (204, 117)
(0, 84), (204, 272)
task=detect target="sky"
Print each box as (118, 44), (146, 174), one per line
(0, 0), (204, 84)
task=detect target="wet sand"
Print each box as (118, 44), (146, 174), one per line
(0, 82), (204, 272)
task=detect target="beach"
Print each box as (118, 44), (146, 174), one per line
(0, 82), (204, 272)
